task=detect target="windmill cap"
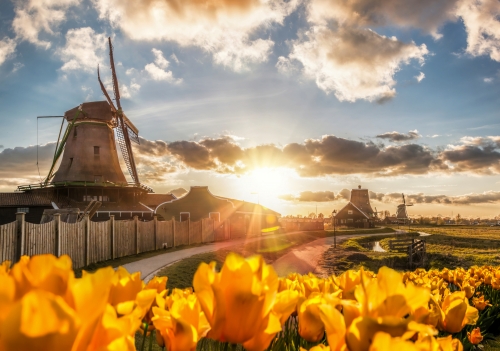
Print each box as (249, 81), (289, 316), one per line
(64, 101), (113, 122)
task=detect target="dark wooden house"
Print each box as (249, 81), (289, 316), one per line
(335, 186), (376, 228)
(0, 193), (53, 224)
(155, 186), (281, 236)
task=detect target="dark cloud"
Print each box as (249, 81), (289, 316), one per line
(440, 145), (500, 173)
(0, 143), (55, 189)
(376, 130), (420, 142)
(373, 191), (500, 206)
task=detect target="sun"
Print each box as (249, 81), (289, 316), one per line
(244, 167), (292, 200)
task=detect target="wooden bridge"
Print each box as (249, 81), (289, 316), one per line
(389, 237), (426, 268)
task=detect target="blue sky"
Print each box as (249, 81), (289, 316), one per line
(2, 0), (500, 218)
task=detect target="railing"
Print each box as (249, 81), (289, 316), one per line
(17, 181), (154, 193)
(389, 238), (426, 268)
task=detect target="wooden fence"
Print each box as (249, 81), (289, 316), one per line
(0, 213), (237, 269)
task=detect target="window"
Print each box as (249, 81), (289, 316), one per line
(348, 210), (353, 215)
(209, 212), (220, 222)
(69, 157), (73, 167)
(94, 175), (102, 183)
(84, 195), (109, 202)
(180, 212), (190, 221)
(347, 219), (353, 223)
(94, 146), (100, 155)
(73, 126), (77, 137)
(17, 208), (29, 213)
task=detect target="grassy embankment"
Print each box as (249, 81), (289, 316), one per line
(319, 225), (500, 275)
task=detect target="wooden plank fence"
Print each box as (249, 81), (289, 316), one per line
(0, 212), (243, 269)
(389, 238), (426, 268)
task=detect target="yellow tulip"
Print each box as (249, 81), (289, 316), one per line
(144, 276), (168, 293)
(355, 267), (431, 319)
(152, 292), (210, 351)
(346, 316), (436, 351)
(298, 293), (341, 342)
(193, 253), (279, 350)
(368, 331), (421, 351)
(10, 255), (74, 300)
(467, 327), (483, 345)
(108, 267), (143, 308)
(1, 289), (80, 351)
(434, 291), (478, 334)
(436, 335), (464, 351)
(472, 295), (491, 311)
(319, 303), (346, 351)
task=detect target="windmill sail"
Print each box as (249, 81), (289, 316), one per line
(107, 37), (140, 184)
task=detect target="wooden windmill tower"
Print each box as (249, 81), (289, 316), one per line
(396, 193), (413, 226)
(48, 37), (141, 186)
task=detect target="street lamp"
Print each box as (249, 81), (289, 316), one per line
(332, 209), (337, 248)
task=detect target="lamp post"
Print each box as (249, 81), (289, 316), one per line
(332, 209), (337, 248)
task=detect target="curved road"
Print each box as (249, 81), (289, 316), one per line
(123, 230), (408, 282)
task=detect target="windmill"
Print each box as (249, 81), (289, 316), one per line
(43, 37), (142, 187)
(373, 207), (384, 218)
(396, 193), (413, 227)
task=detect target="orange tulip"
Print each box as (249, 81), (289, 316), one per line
(467, 327), (483, 345)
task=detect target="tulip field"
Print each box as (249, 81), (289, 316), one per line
(3, 250), (500, 351)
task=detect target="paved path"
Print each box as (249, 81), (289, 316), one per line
(123, 232), (293, 282)
(123, 230), (408, 282)
(272, 230), (408, 277)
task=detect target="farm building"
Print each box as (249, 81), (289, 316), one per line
(334, 186), (376, 228)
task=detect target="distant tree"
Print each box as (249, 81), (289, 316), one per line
(297, 215), (302, 218)
(317, 213), (324, 219)
(384, 210), (391, 218)
(308, 212), (317, 219)
(456, 213), (462, 224)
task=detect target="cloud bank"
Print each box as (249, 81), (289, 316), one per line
(377, 130), (421, 142)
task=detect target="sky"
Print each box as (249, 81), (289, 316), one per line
(2, 0), (500, 218)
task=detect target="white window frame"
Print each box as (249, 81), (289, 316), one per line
(348, 210), (353, 215)
(180, 212), (190, 221)
(17, 208), (29, 213)
(209, 212), (220, 222)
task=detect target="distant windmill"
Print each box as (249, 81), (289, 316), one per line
(373, 207), (384, 218)
(396, 194), (413, 227)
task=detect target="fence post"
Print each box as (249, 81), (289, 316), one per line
(201, 219), (204, 243)
(110, 215), (115, 259)
(54, 213), (61, 257)
(172, 216), (176, 247)
(188, 219), (191, 246)
(154, 215), (158, 250)
(84, 214), (90, 266)
(134, 216), (139, 254)
(15, 212), (25, 262)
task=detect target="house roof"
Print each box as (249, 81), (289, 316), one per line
(140, 193), (176, 208)
(0, 193), (52, 207)
(154, 186), (236, 221)
(337, 201), (370, 219)
(218, 197), (281, 217)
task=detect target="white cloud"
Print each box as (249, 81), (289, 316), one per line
(144, 48), (182, 84)
(58, 27), (107, 73)
(152, 48), (169, 69)
(11, 62), (24, 73)
(0, 37), (16, 66)
(170, 54), (180, 65)
(457, 0), (500, 62)
(484, 77), (494, 83)
(91, 0), (299, 71)
(81, 85), (93, 101)
(288, 26), (429, 102)
(415, 72), (425, 82)
(12, 0), (80, 49)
